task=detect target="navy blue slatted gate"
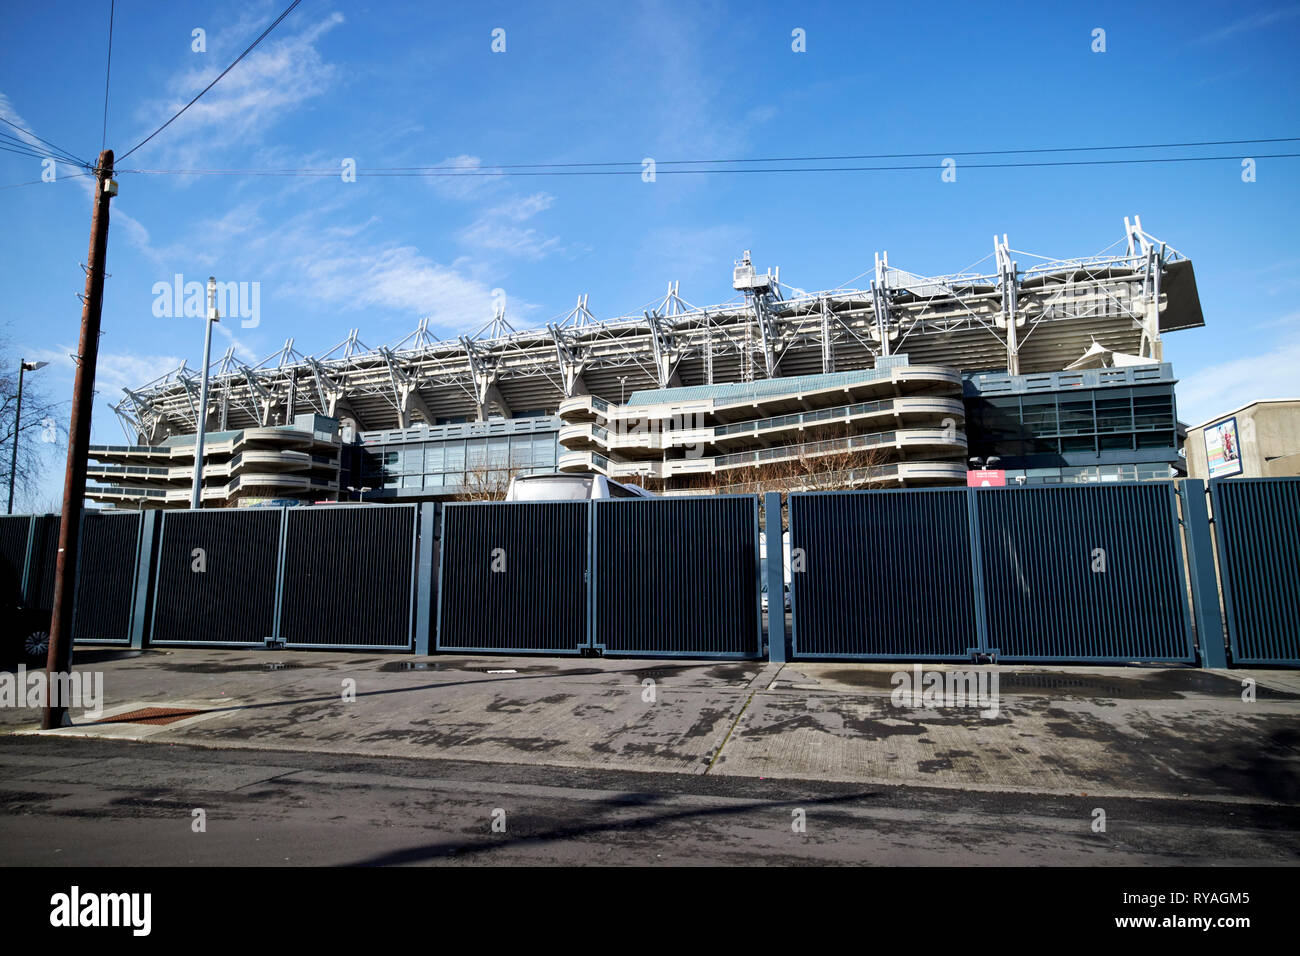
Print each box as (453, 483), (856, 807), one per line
(24, 515), (59, 611)
(592, 496), (762, 658)
(437, 501), (589, 653)
(436, 496), (762, 657)
(1211, 477), (1300, 666)
(0, 515), (33, 605)
(151, 509), (282, 645)
(72, 512), (143, 644)
(789, 489), (976, 660)
(977, 484), (1194, 663)
(151, 505), (419, 649)
(789, 483), (1195, 664)
(279, 505), (418, 649)
(2, 512), (143, 645)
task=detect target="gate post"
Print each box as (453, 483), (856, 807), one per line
(1181, 479), (1228, 669)
(128, 510), (157, 649)
(964, 488), (992, 656)
(20, 514), (36, 602)
(270, 507), (290, 643)
(764, 492), (788, 662)
(413, 501), (436, 655)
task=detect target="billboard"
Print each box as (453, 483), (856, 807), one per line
(1204, 416), (1243, 479)
(967, 469), (1007, 487)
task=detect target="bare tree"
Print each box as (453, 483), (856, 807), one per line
(453, 462), (520, 502)
(0, 336), (68, 511)
(641, 426), (895, 501)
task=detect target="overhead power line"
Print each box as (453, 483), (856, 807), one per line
(102, 0), (116, 150)
(0, 171), (94, 191)
(112, 135), (1300, 176)
(0, 143), (53, 161)
(116, 152), (1300, 179)
(117, 0), (303, 162)
(0, 115), (92, 168)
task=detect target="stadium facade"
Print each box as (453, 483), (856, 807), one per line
(556, 358), (969, 492)
(86, 216), (1203, 506)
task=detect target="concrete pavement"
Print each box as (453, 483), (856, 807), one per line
(3, 648), (1298, 804)
(2, 736), (1297, 865)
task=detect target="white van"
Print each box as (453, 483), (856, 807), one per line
(759, 530), (792, 610)
(504, 472), (656, 501)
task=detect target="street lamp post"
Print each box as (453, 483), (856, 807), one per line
(347, 485), (372, 503)
(189, 277), (221, 510)
(618, 376), (628, 404)
(7, 358), (49, 514)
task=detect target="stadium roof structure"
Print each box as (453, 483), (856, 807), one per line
(111, 215), (1204, 443)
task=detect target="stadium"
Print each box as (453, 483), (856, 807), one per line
(86, 215), (1204, 506)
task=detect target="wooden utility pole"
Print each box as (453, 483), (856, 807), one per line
(43, 149), (115, 729)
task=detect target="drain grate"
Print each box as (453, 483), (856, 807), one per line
(96, 707), (207, 726)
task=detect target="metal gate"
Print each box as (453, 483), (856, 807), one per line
(592, 496), (762, 658)
(0, 514), (35, 605)
(436, 496), (763, 657)
(437, 501), (589, 653)
(0, 513), (141, 644)
(151, 505), (419, 649)
(278, 504), (417, 649)
(789, 489), (977, 660)
(151, 509), (282, 645)
(23, 515), (59, 610)
(977, 484), (1194, 663)
(1211, 477), (1300, 666)
(72, 512), (143, 644)
(789, 483), (1194, 663)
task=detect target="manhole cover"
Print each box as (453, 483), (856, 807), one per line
(96, 707), (206, 726)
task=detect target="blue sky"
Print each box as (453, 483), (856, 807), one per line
(2, 0), (1299, 508)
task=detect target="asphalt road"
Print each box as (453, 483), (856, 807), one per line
(2, 736), (1296, 866)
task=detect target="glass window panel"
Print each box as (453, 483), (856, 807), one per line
(1020, 397), (1058, 435)
(425, 443), (445, 472)
(1061, 435), (1096, 453)
(534, 435), (557, 467)
(1095, 397), (1132, 434)
(1134, 393), (1174, 429)
(1137, 430), (1175, 449)
(444, 442), (465, 472)
(1058, 399), (1095, 435)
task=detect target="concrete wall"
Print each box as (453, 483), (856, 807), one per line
(1186, 400), (1300, 479)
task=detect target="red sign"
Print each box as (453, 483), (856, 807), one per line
(967, 469), (1006, 488)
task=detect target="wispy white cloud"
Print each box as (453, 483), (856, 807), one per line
(1177, 327), (1300, 425)
(23, 344), (185, 402)
(125, 9), (345, 167)
(427, 155), (505, 200)
(458, 220), (561, 261)
(295, 241), (500, 325)
(636, 223), (750, 287)
(617, 2), (759, 161)
(458, 191), (562, 261)
(1192, 5), (1300, 45)
(239, 207), (540, 337)
(486, 192), (554, 221)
